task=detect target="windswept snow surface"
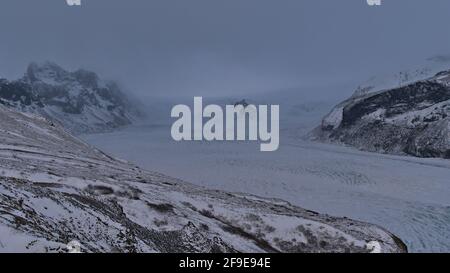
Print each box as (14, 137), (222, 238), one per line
(82, 104), (450, 253)
(0, 105), (404, 253)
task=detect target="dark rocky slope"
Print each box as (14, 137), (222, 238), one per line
(311, 70), (450, 159)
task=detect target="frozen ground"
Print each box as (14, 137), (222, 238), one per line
(0, 104), (405, 253)
(82, 100), (450, 253)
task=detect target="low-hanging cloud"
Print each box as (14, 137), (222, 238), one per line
(1, 0), (450, 99)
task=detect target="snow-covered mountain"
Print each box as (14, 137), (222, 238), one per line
(312, 61), (450, 159)
(353, 55), (450, 97)
(0, 62), (141, 134)
(0, 104), (406, 253)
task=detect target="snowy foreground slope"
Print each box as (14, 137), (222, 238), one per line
(0, 62), (140, 134)
(0, 105), (406, 253)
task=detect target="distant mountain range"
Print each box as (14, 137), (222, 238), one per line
(0, 62), (142, 134)
(312, 58), (450, 159)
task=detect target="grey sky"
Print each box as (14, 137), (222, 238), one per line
(1, 0), (450, 98)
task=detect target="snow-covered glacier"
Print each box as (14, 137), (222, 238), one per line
(82, 85), (450, 252)
(0, 104), (406, 253)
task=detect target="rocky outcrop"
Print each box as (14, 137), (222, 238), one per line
(0, 62), (141, 134)
(312, 70), (450, 159)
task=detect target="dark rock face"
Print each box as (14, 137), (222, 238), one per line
(0, 62), (141, 134)
(312, 72), (450, 159)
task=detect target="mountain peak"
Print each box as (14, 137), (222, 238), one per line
(72, 68), (100, 89)
(26, 61), (69, 84)
(0, 62), (141, 134)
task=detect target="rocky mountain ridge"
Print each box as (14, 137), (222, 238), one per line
(0, 62), (141, 134)
(312, 68), (450, 159)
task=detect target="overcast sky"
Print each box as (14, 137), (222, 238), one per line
(1, 0), (450, 98)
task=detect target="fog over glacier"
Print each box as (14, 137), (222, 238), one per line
(1, 0), (450, 99)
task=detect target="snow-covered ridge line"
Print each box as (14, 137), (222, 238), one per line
(0, 104), (406, 253)
(312, 63), (450, 159)
(353, 55), (450, 97)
